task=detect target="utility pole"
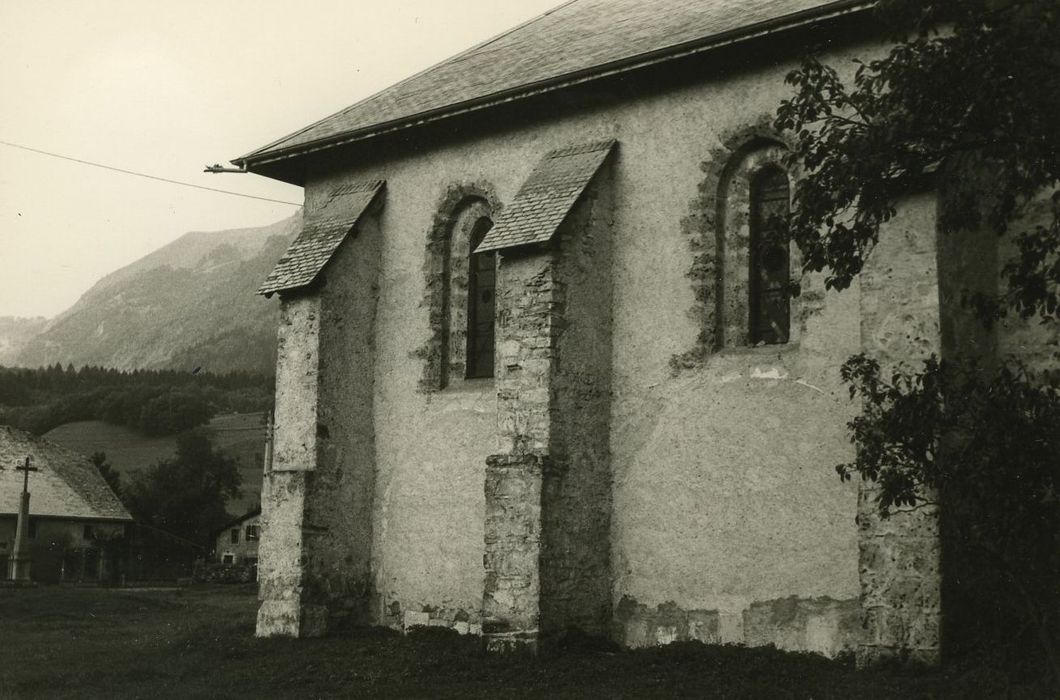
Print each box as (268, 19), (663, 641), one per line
(263, 410), (274, 476)
(9, 456), (39, 581)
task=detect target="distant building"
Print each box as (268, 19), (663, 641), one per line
(213, 507), (261, 567)
(0, 426), (132, 583)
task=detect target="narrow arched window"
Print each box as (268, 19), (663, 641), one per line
(466, 217), (496, 378)
(431, 196), (493, 389)
(749, 167), (791, 345)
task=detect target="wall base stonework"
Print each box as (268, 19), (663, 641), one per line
(856, 485), (942, 668)
(257, 600), (327, 639)
(614, 595), (860, 657)
(482, 453), (544, 651)
(855, 193), (944, 667)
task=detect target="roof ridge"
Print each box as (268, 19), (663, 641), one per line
(237, 1), (580, 162)
(237, 0), (874, 172)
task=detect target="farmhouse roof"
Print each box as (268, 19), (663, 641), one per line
(235, 0), (869, 171)
(212, 506), (262, 541)
(0, 426), (133, 522)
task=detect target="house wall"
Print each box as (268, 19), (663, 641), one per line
(215, 513), (261, 564)
(0, 516), (126, 582)
(287, 42), (875, 655)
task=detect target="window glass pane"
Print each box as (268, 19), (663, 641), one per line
(749, 169), (791, 345)
(466, 218), (496, 378)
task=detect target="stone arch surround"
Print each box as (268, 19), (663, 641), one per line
(416, 182), (503, 392)
(674, 120), (816, 370)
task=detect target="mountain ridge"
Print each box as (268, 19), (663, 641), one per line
(8, 212), (301, 374)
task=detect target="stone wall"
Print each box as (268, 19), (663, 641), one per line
(482, 247), (556, 650)
(257, 294), (321, 637)
(482, 452), (545, 650)
(307, 213), (383, 626)
(483, 160), (615, 649)
(257, 34), (949, 659)
(856, 192), (943, 667)
(541, 166), (614, 638)
(257, 210), (383, 637)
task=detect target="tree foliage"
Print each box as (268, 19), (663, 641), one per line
(90, 451), (123, 499)
(775, 0), (1060, 320)
(775, 0), (1060, 680)
(123, 429), (241, 547)
(0, 364), (273, 436)
(839, 355), (1059, 678)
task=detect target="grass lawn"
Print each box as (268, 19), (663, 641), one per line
(0, 586), (1043, 699)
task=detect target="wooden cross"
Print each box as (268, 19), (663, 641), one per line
(16, 456), (38, 495)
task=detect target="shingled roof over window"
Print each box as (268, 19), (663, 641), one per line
(475, 140), (615, 253)
(0, 426), (132, 522)
(236, 0), (866, 169)
(258, 180), (385, 297)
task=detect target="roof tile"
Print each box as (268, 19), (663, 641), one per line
(259, 180), (384, 296)
(241, 0), (845, 162)
(475, 140), (614, 253)
(0, 426), (132, 522)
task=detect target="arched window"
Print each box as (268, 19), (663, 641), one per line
(749, 167), (791, 345)
(466, 218), (496, 378)
(431, 197), (496, 387)
(420, 188), (499, 391)
(714, 140), (795, 349)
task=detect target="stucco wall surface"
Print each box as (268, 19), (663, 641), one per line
(294, 39), (899, 653)
(306, 213), (383, 624)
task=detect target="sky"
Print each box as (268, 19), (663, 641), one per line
(0, 0), (560, 318)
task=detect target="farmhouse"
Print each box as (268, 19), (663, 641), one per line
(0, 426), (132, 583)
(235, 0), (1049, 665)
(213, 506), (261, 566)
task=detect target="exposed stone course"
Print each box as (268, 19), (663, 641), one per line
(483, 154), (614, 650)
(674, 120), (811, 371)
(256, 207), (383, 638)
(416, 183), (502, 392)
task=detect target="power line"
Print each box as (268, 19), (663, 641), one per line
(0, 139), (302, 206)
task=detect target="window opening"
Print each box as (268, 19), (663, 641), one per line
(466, 217), (496, 378)
(749, 168), (791, 345)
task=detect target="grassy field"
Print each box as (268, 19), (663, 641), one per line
(0, 586), (1043, 699)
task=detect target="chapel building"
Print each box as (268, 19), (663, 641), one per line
(233, 0), (1040, 665)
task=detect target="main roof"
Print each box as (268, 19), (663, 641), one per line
(0, 426), (132, 522)
(236, 0), (869, 168)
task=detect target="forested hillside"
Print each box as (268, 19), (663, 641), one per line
(0, 364), (272, 436)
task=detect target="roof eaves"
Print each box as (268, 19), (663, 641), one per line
(233, 0), (581, 166)
(212, 507), (263, 540)
(0, 512), (134, 523)
(234, 0), (873, 170)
